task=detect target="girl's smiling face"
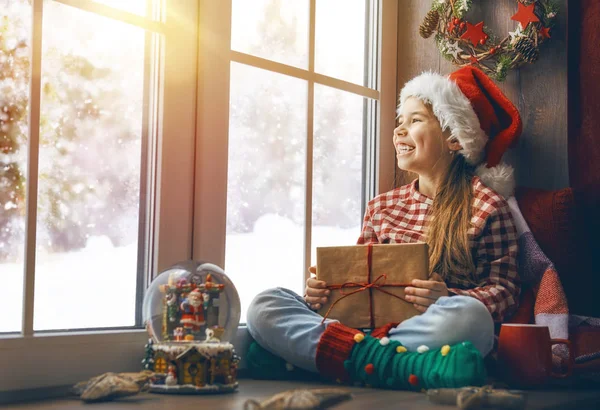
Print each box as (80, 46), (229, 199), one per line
(394, 97), (457, 177)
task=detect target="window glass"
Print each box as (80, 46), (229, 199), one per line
(311, 84), (365, 263)
(0, 0), (31, 333)
(231, 0), (309, 69)
(315, 0), (367, 85)
(226, 62), (308, 321)
(33, 0), (146, 330)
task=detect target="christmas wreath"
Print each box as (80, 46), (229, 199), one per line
(419, 0), (558, 81)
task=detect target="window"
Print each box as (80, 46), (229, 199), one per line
(1, 0), (198, 394)
(2, 0), (398, 398)
(195, 0), (398, 321)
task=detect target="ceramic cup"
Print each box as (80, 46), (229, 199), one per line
(497, 324), (573, 388)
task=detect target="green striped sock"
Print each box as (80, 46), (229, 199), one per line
(343, 335), (486, 390)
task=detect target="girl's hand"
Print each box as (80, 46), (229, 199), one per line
(304, 265), (330, 311)
(404, 272), (448, 313)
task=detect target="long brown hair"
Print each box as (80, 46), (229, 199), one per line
(426, 153), (476, 280)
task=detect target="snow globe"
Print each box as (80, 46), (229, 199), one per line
(142, 260), (241, 393)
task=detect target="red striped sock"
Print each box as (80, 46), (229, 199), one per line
(315, 322), (358, 382)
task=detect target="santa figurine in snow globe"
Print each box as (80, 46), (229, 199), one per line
(142, 261), (241, 393)
(179, 288), (209, 335)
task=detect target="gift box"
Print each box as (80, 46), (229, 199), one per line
(316, 242), (429, 329)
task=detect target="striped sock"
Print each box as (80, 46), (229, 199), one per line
(317, 323), (487, 390)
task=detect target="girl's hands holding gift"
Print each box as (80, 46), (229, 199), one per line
(304, 265), (330, 311)
(404, 272), (449, 313)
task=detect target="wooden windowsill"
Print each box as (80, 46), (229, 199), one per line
(4, 379), (600, 409)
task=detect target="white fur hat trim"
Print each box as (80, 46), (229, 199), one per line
(399, 71), (487, 165)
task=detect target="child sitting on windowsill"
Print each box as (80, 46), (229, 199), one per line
(245, 66), (521, 390)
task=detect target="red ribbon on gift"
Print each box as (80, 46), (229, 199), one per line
(320, 243), (413, 328)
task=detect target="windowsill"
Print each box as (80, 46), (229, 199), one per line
(1, 326), (253, 403)
(0, 328), (146, 347)
(5, 378), (600, 409)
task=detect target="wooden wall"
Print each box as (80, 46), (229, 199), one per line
(395, 0), (569, 191)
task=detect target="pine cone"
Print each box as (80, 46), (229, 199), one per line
(514, 37), (539, 63)
(419, 9), (440, 39)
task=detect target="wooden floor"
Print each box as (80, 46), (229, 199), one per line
(5, 379), (600, 410)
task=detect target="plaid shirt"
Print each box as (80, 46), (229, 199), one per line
(357, 177), (520, 322)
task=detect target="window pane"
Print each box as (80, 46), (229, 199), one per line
(0, 0), (31, 334)
(311, 85), (364, 263)
(226, 62), (307, 321)
(92, 0), (149, 17)
(231, 0), (309, 69)
(315, 0), (367, 85)
(33, 1), (146, 331)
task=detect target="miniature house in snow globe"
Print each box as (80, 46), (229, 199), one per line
(142, 260), (241, 393)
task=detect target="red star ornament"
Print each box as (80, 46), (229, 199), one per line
(539, 25), (551, 39)
(511, 2), (540, 29)
(469, 55), (479, 64)
(460, 21), (486, 47)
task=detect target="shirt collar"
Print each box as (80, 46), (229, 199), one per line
(410, 178), (434, 205)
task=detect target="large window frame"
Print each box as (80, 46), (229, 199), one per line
(1, 0), (198, 396)
(1, 0), (399, 399)
(194, 0), (398, 281)
(193, 0), (398, 365)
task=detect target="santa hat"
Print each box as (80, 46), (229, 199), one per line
(189, 288), (202, 297)
(398, 66), (522, 198)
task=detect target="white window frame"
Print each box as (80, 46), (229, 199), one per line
(194, 0), (398, 294)
(1, 0), (399, 399)
(1, 0), (198, 395)
(194, 0), (398, 345)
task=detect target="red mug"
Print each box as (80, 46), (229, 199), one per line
(497, 324), (573, 388)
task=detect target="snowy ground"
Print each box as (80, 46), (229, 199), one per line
(0, 214), (359, 333)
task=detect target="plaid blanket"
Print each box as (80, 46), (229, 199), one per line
(508, 197), (600, 369)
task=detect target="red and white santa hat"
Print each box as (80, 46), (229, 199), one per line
(189, 288), (202, 297)
(398, 66), (522, 198)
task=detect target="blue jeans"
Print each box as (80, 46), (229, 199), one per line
(246, 287), (494, 373)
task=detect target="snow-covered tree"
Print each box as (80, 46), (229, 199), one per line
(0, 1), (141, 260)
(0, 8), (29, 260)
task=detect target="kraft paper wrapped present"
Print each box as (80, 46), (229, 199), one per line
(316, 242), (429, 329)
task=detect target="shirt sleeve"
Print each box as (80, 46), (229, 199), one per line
(356, 202), (379, 245)
(447, 200), (521, 322)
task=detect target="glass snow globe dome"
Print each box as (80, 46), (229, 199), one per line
(143, 260), (241, 343)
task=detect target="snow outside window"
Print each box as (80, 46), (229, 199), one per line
(1, 0), (150, 333)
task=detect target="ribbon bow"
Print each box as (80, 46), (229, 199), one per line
(320, 243), (412, 328)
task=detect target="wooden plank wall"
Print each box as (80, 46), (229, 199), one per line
(395, 0), (568, 191)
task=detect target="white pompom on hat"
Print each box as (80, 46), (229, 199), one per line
(398, 66), (522, 198)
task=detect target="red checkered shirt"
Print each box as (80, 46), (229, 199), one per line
(357, 177), (520, 322)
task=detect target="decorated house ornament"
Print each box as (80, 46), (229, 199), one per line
(142, 260), (241, 394)
(419, 0), (558, 81)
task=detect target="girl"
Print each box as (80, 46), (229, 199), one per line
(246, 66), (521, 389)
